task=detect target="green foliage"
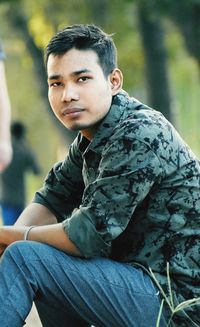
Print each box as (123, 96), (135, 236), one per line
(0, 0), (21, 3)
(156, 299), (164, 327)
(154, 0), (200, 11)
(28, 11), (54, 49)
(150, 263), (200, 326)
(0, 0), (200, 192)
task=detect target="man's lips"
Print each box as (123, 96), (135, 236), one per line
(61, 108), (84, 116)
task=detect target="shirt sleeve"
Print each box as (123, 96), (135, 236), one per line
(33, 136), (85, 222)
(63, 136), (163, 258)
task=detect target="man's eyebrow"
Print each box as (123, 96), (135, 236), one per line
(48, 74), (61, 81)
(48, 69), (92, 81)
(72, 69), (92, 76)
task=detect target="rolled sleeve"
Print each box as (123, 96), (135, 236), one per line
(63, 208), (111, 258)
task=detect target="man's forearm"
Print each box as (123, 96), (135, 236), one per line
(27, 223), (81, 256)
(0, 223), (81, 257)
(1, 202), (81, 257)
(12, 203), (81, 256)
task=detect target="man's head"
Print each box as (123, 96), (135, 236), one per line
(45, 24), (117, 78)
(46, 24), (123, 140)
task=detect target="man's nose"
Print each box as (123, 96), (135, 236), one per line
(61, 85), (79, 102)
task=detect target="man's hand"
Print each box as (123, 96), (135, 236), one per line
(0, 225), (26, 256)
(0, 244), (7, 256)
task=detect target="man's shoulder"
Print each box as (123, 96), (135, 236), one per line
(115, 102), (172, 144)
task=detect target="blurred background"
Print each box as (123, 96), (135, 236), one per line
(0, 0), (200, 204)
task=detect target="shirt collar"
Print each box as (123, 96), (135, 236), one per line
(78, 90), (141, 155)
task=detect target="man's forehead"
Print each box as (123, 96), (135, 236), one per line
(47, 50), (100, 76)
(48, 49), (98, 65)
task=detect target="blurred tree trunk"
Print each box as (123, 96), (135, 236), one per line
(85, 0), (111, 26)
(168, 2), (200, 67)
(6, 4), (76, 145)
(137, 2), (174, 123)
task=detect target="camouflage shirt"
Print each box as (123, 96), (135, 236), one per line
(34, 91), (200, 326)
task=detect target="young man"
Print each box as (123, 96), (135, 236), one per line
(0, 24), (199, 327)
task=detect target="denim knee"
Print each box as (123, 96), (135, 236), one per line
(2, 241), (30, 262)
(0, 241), (37, 327)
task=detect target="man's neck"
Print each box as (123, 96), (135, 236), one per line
(81, 125), (100, 141)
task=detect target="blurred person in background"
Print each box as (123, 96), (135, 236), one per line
(0, 121), (41, 225)
(0, 40), (12, 172)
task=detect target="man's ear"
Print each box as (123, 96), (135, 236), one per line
(110, 68), (123, 95)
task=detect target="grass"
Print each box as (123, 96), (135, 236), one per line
(149, 263), (200, 326)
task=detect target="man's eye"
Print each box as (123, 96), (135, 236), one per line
(50, 82), (61, 87)
(78, 76), (90, 82)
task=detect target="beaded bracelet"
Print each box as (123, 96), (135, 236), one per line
(24, 226), (35, 241)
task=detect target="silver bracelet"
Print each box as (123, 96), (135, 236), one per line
(24, 226), (35, 241)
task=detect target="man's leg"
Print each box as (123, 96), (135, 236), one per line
(0, 241), (168, 327)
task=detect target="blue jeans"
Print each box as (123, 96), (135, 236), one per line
(0, 241), (168, 327)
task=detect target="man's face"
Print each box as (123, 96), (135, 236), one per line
(47, 48), (117, 140)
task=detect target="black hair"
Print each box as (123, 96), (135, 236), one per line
(45, 24), (117, 77)
(11, 121), (26, 139)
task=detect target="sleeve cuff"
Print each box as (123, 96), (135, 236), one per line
(62, 208), (111, 258)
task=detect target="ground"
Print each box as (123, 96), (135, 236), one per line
(25, 304), (42, 327)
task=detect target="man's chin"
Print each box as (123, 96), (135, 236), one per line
(61, 121), (81, 131)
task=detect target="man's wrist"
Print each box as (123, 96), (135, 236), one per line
(24, 226), (36, 241)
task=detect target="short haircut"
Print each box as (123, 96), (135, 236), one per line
(45, 24), (117, 77)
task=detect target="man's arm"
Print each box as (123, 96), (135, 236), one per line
(0, 203), (81, 257)
(0, 59), (12, 171)
(15, 202), (58, 226)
